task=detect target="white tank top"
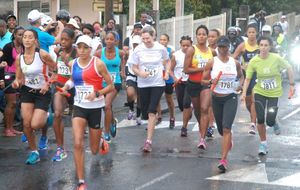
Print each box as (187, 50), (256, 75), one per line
(211, 56), (237, 94)
(20, 50), (49, 89)
(173, 50), (189, 81)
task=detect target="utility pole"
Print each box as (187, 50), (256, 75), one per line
(105, 0), (113, 23)
(176, 0), (184, 17)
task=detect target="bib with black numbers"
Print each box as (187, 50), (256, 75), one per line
(144, 66), (159, 77)
(75, 85), (94, 103)
(218, 78), (235, 89)
(110, 72), (117, 83)
(57, 61), (71, 76)
(26, 75), (41, 86)
(261, 78), (277, 90)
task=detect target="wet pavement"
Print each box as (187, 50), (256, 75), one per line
(1, 81), (300, 190)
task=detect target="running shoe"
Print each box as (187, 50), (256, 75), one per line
(99, 138), (110, 155)
(127, 110), (134, 120)
(110, 118), (117, 138)
(136, 117), (142, 126)
(169, 118), (175, 129)
(180, 127), (187, 137)
(10, 128), (23, 135)
(21, 134), (28, 143)
(52, 147), (67, 162)
(248, 124), (256, 135)
(39, 136), (48, 150)
(258, 143), (268, 155)
(197, 138), (207, 150)
(143, 140), (152, 152)
(3, 129), (16, 137)
(206, 126), (214, 138)
(273, 123), (281, 135)
(218, 159), (228, 173)
(104, 133), (111, 143)
(76, 183), (87, 190)
(156, 117), (162, 125)
(25, 151), (40, 165)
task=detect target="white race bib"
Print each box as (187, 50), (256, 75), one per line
(144, 67), (159, 77)
(218, 79), (234, 89)
(110, 72), (117, 83)
(26, 75), (41, 85)
(75, 85), (94, 103)
(261, 78), (277, 90)
(57, 61), (71, 76)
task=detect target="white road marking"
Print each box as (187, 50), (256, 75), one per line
(135, 172), (174, 190)
(192, 123), (199, 131)
(117, 119), (196, 129)
(281, 107), (300, 120)
(207, 163), (300, 187)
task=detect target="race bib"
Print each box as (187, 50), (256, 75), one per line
(144, 67), (159, 77)
(218, 79), (234, 89)
(261, 78), (277, 90)
(75, 85), (94, 103)
(26, 76), (41, 85)
(110, 72), (117, 83)
(57, 61), (71, 76)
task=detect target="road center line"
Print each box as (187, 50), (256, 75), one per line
(281, 107), (300, 120)
(135, 172), (174, 190)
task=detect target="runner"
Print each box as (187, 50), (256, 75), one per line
(203, 36), (244, 172)
(157, 33), (175, 128)
(1, 26), (24, 137)
(94, 31), (126, 142)
(12, 29), (56, 164)
(51, 28), (77, 161)
(233, 24), (259, 135)
(132, 26), (170, 152)
(169, 35), (192, 136)
(60, 35), (113, 190)
(124, 35), (142, 124)
(241, 36), (295, 155)
(184, 25), (216, 149)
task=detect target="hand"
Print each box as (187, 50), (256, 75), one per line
(0, 61), (7, 68)
(288, 85), (295, 99)
(240, 93), (246, 102)
(0, 80), (4, 88)
(39, 83), (50, 95)
(163, 72), (169, 80)
(235, 85), (243, 94)
(140, 71), (150, 78)
(85, 91), (97, 101)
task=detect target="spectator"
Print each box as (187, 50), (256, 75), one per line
(0, 19), (12, 50)
(137, 12), (151, 28)
(279, 15), (289, 36)
(6, 14), (17, 33)
(81, 23), (102, 56)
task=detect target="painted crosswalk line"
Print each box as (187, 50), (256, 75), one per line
(207, 163), (300, 187)
(117, 119), (196, 129)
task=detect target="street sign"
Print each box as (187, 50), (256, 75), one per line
(92, 0), (123, 12)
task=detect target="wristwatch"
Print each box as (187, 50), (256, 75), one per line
(95, 91), (100, 98)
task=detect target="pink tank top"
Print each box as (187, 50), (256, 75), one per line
(5, 47), (18, 73)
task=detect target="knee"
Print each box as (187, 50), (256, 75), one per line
(223, 128), (231, 134)
(6, 101), (16, 109)
(74, 141), (84, 151)
(54, 111), (63, 120)
(91, 148), (98, 155)
(105, 105), (112, 112)
(200, 107), (209, 115)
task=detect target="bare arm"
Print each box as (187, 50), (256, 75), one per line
(235, 60), (244, 92)
(202, 59), (213, 85)
(54, 21), (64, 45)
(233, 42), (244, 60)
(12, 55), (24, 88)
(169, 55), (177, 81)
(119, 49), (126, 79)
(40, 49), (57, 69)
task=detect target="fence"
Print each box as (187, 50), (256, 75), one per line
(127, 13), (227, 50)
(159, 13), (226, 50)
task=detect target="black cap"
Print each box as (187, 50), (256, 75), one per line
(6, 14), (16, 22)
(134, 23), (143, 29)
(217, 36), (230, 47)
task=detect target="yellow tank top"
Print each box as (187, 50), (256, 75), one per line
(189, 45), (213, 82)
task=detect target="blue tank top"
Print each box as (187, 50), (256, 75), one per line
(101, 47), (122, 85)
(165, 47), (174, 84)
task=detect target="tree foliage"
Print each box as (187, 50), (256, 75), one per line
(122, 0), (300, 21)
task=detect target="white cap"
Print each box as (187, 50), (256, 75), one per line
(28, 9), (43, 23)
(41, 15), (53, 26)
(132, 35), (141, 44)
(67, 18), (80, 29)
(262, 25), (272, 32)
(281, 15), (286, 19)
(76, 35), (92, 48)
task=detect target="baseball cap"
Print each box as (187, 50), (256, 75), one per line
(76, 35), (92, 48)
(134, 23), (143, 29)
(67, 18), (80, 29)
(132, 35), (141, 44)
(6, 14), (16, 22)
(281, 15), (286, 19)
(28, 9), (43, 23)
(262, 25), (272, 32)
(41, 15), (53, 26)
(217, 36), (230, 47)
